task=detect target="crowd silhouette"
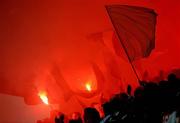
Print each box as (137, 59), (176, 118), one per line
(37, 73), (180, 123)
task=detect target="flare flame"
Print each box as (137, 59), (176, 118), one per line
(38, 92), (49, 105)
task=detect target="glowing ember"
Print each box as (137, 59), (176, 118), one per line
(85, 83), (92, 92)
(38, 92), (49, 105)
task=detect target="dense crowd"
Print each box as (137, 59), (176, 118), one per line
(37, 73), (180, 123)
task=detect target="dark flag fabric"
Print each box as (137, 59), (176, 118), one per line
(106, 5), (157, 61)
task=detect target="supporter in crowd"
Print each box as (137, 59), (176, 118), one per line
(83, 107), (101, 123)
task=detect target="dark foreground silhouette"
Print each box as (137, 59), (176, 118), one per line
(37, 73), (180, 123)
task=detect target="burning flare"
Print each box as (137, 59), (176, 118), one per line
(38, 92), (49, 105)
(85, 83), (92, 92)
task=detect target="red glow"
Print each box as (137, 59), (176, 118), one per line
(1, 1), (180, 121)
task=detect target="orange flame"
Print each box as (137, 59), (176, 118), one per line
(85, 83), (92, 92)
(38, 92), (49, 105)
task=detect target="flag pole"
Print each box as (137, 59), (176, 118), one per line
(105, 6), (141, 83)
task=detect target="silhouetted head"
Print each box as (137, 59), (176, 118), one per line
(55, 112), (65, 123)
(102, 102), (112, 116)
(69, 119), (82, 123)
(168, 73), (177, 81)
(134, 86), (144, 98)
(83, 107), (100, 123)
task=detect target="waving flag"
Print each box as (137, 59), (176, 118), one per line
(106, 5), (157, 61)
